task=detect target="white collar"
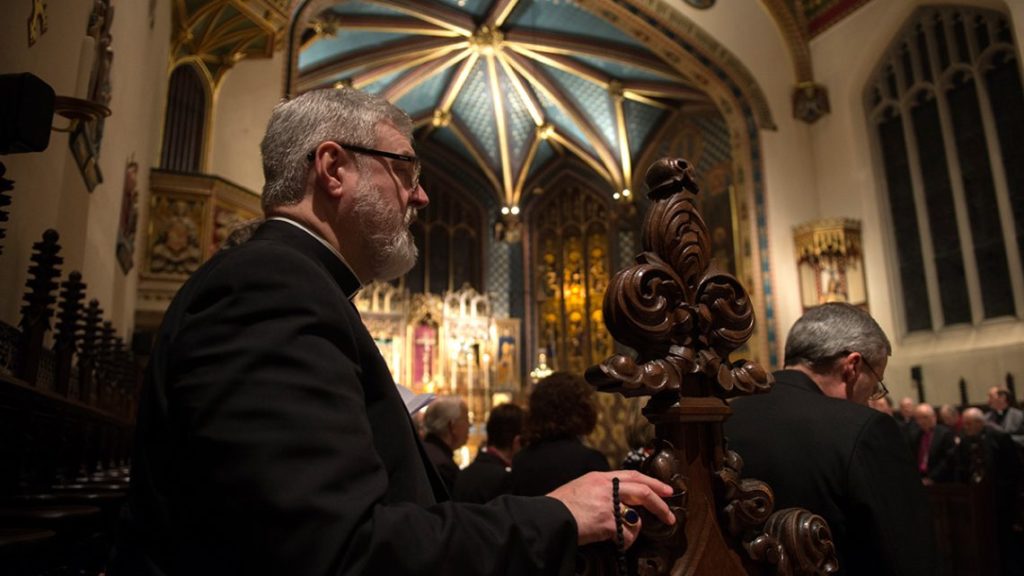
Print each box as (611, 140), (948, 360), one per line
(267, 216), (365, 288)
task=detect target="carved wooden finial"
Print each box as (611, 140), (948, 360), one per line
(587, 158), (770, 400)
(79, 299), (103, 403)
(18, 229), (63, 384)
(585, 157), (836, 576)
(54, 271), (87, 396)
(96, 321), (115, 409)
(0, 161), (12, 255)
(644, 158), (700, 200)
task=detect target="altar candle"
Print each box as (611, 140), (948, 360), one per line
(74, 36), (96, 99)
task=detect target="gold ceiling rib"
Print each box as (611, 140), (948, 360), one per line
(507, 46), (612, 88)
(195, 6), (234, 50)
(546, 130), (613, 185)
(371, 0), (476, 36)
(298, 36), (462, 90)
(381, 48), (472, 102)
(503, 51), (622, 189)
(484, 0), (522, 29)
(350, 45), (464, 90)
(329, 15), (464, 37)
(437, 51), (481, 113)
(503, 30), (677, 77)
(199, 25), (267, 54)
(446, 118), (504, 194)
(512, 130), (543, 206)
(610, 81), (632, 193)
(485, 52), (515, 203)
(496, 53), (544, 126)
(620, 80), (705, 101)
(620, 91), (672, 110)
(172, 0), (282, 85)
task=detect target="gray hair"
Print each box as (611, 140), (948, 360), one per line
(962, 407), (985, 423)
(423, 396), (465, 436)
(784, 303), (891, 373)
(259, 87), (413, 211)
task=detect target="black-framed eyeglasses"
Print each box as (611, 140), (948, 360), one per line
(859, 357), (889, 401)
(307, 141), (421, 191)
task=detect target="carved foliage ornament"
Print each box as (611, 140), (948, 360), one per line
(588, 158), (772, 399)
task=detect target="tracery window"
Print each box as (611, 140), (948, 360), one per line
(160, 65), (208, 172)
(868, 6), (1024, 332)
(402, 186), (484, 295)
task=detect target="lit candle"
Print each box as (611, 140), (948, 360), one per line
(74, 36), (96, 100)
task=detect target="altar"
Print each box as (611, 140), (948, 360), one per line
(353, 283), (521, 465)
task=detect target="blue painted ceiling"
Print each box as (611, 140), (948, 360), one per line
(296, 0), (712, 208)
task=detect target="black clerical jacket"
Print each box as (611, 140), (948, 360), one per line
(725, 370), (938, 576)
(110, 220), (576, 575)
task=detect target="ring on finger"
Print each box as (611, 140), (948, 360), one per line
(619, 503), (640, 528)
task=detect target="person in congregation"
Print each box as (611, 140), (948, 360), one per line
(987, 386), (1024, 447)
(422, 395), (470, 494)
(897, 396), (921, 451)
(911, 403), (956, 485)
(957, 407), (1024, 575)
(511, 372), (611, 497)
(109, 87), (674, 576)
(938, 404), (962, 435)
(725, 302), (937, 575)
(453, 403), (526, 503)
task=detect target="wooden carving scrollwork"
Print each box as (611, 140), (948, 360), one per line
(585, 158), (837, 576)
(590, 159), (771, 398)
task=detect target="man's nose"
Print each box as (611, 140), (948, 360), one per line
(410, 183), (429, 208)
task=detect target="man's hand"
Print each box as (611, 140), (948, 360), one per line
(547, 470), (676, 548)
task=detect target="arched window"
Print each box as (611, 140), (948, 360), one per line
(402, 183), (485, 295)
(160, 65), (208, 172)
(530, 180), (614, 375)
(868, 6), (1024, 333)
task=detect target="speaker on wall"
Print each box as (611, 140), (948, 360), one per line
(0, 73), (55, 155)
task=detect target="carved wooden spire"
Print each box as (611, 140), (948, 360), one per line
(586, 158), (836, 576)
(588, 158), (771, 399)
(18, 229), (63, 384)
(54, 271), (86, 396)
(79, 299), (103, 403)
(0, 162), (12, 255)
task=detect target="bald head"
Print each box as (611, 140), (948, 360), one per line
(962, 407), (986, 437)
(913, 403), (936, 432)
(899, 397), (915, 419)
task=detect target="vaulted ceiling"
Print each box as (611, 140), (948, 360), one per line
(295, 0), (718, 210)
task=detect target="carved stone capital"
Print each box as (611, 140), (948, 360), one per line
(792, 82), (830, 124)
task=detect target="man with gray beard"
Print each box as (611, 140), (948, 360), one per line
(111, 87), (674, 576)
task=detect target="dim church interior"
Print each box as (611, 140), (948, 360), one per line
(1, 0), (1024, 573)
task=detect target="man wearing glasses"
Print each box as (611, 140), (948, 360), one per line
(112, 87), (674, 576)
(725, 303), (937, 575)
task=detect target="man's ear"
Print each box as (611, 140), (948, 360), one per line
(311, 142), (355, 199)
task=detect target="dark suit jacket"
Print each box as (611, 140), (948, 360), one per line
(724, 370), (938, 576)
(111, 221), (576, 576)
(510, 438), (609, 497)
(911, 424), (956, 483)
(423, 433), (459, 494)
(453, 449), (512, 504)
(956, 428), (1023, 494)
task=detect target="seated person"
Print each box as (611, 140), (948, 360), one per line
(911, 403), (956, 484)
(454, 403), (525, 503)
(422, 396), (470, 494)
(511, 372), (610, 496)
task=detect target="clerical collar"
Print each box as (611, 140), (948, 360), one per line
(268, 216), (366, 289)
